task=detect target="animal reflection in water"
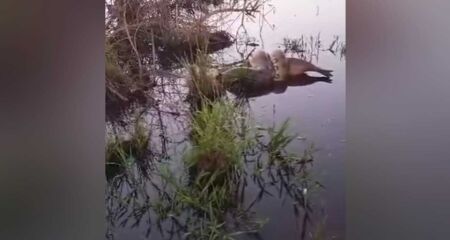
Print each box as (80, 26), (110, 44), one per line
(227, 72), (332, 98)
(220, 49), (333, 98)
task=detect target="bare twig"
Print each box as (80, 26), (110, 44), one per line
(122, 1), (143, 82)
(107, 82), (128, 101)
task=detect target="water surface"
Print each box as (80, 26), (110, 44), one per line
(219, 0), (345, 238)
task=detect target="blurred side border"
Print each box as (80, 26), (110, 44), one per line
(0, 0), (105, 239)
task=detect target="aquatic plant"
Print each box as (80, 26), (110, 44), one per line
(105, 97), (325, 240)
(220, 67), (254, 84)
(187, 100), (251, 173)
(134, 100), (265, 239)
(265, 118), (298, 163)
(282, 34), (346, 63)
(184, 53), (225, 105)
(153, 162), (264, 240)
(104, 0), (265, 110)
(106, 119), (151, 180)
(104, 0), (263, 122)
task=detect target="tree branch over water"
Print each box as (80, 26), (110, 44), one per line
(198, 0), (266, 23)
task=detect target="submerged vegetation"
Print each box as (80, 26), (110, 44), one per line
(106, 118), (151, 180)
(282, 34), (346, 62)
(106, 97), (325, 239)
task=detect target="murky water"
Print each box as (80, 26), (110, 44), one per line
(106, 0), (345, 239)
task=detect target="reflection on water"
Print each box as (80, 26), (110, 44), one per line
(106, 0), (345, 239)
(228, 73), (332, 98)
(106, 110), (322, 240)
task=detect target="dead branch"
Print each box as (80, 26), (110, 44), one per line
(199, 8), (259, 22)
(122, 2), (143, 83)
(106, 82), (129, 101)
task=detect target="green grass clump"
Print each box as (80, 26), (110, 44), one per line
(105, 121), (150, 180)
(157, 165), (262, 240)
(150, 100), (265, 239)
(185, 53), (224, 105)
(186, 100), (244, 173)
(266, 119), (298, 163)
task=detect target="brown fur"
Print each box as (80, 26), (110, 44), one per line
(249, 50), (274, 73)
(271, 49), (333, 79)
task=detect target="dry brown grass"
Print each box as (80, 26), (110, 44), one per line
(105, 0), (268, 119)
